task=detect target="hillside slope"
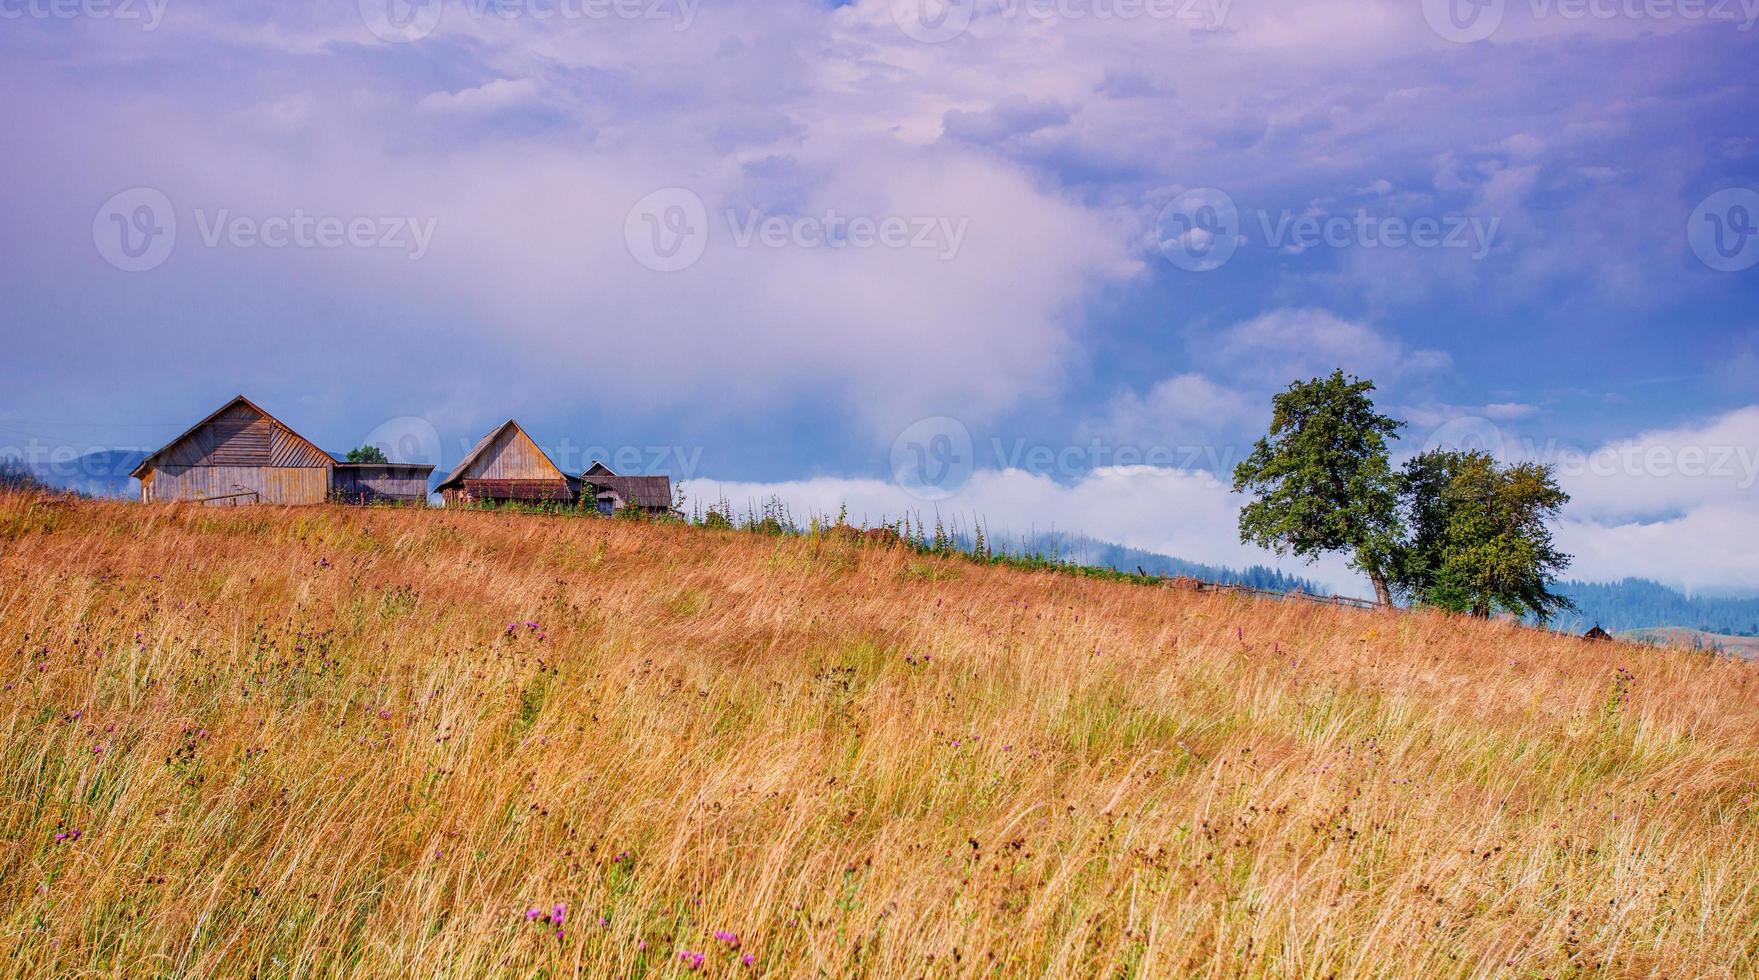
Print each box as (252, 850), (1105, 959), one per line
(2, 493), (1757, 977)
(1621, 627), (1759, 661)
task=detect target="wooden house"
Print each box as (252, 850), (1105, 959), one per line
(435, 420), (573, 506)
(131, 396), (433, 505)
(579, 460), (674, 516)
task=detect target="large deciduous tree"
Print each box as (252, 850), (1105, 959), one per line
(1395, 450), (1573, 621)
(1232, 371), (1405, 606)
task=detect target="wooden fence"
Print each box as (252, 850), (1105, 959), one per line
(1133, 567), (1384, 611)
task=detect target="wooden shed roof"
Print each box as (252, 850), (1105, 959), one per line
(130, 395), (330, 479)
(434, 420), (566, 491)
(585, 475), (673, 509)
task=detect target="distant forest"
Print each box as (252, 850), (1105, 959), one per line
(1020, 532), (1759, 636)
(1545, 579), (1759, 636)
(1002, 532), (1329, 595)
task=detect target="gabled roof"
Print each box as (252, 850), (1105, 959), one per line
(584, 474), (673, 509)
(583, 461), (617, 477)
(130, 395), (328, 479)
(434, 419), (566, 491)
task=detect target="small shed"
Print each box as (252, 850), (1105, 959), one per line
(435, 420), (572, 506)
(580, 465), (674, 516)
(330, 462), (434, 504)
(1583, 625), (1614, 642)
(132, 396), (334, 505)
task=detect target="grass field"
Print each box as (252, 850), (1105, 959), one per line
(2, 491), (1757, 978)
(1621, 627), (1759, 662)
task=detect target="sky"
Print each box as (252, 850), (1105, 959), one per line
(2, 0), (1756, 596)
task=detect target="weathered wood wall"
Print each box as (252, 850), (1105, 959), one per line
(139, 402), (333, 504)
(462, 427), (565, 482)
(332, 466), (432, 503)
(153, 403), (332, 469)
(144, 465), (329, 505)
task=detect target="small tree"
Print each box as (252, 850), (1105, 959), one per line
(1395, 450), (1573, 620)
(1233, 371), (1405, 606)
(346, 445), (389, 464)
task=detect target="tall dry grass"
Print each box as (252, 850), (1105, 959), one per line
(1, 491), (1756, 978)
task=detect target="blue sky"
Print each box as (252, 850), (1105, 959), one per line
(2, 0), (1756, 593)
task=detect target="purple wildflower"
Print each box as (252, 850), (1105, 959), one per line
(552, 903), (566, 924)
(679, 950), (705, 970)
(715, 930), (740, 947)
(525, 907), (542, 921)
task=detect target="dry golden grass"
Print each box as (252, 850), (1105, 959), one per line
(2, 491), (1757, 978)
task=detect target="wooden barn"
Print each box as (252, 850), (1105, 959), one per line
(330, 463), (434, 504)
(579, 461), (674, 516)
(131, 396), (433, 505)
(435, 420), (574, 506)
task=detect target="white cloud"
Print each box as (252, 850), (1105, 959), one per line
(693, 465), (1367, 593)
(417, 79), (542, 115)
(1551, 407), (1759, 523)
(1198, 308), (1451, 386)
(1093, 373), (1260, 446)
(1433, 405), (1759, 593)
(1559, 505), (1759, 596)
